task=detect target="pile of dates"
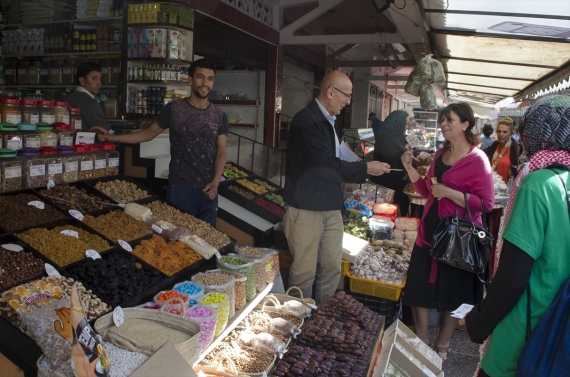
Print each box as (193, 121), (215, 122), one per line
(316, 291), (382, 333)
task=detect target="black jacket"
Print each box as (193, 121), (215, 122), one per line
(284, 100), (368, 211)
(484, 138), (520, 177)
(64, 91), (110, 131)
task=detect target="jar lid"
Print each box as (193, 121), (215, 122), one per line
(73, 144), (91, 153)
(20, 99), (37, 105)
(0, 98), (19, 104)
(0, 122), (18, 131)
(54, 101), (68, 107)
(37, 124), (53, 131)
(17, 123), (38, 131)
(101, 142), (116, 151)
(53, 123), (70, 131)
(57, 145), (73, 152)
(40, 146), (58, 155)
(88, 143), (102, 151)
(37, 100), (54, 106)
(17, 147), (41, 157)
(67, 107), (81, 113)
(0, 148), (17, 158)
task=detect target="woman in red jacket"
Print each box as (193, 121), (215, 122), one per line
(401, 102), (495, 361)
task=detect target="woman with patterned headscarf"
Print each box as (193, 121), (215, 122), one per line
(465, 95), (570, 377)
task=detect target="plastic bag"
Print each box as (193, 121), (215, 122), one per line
(271, 317), (301, 338)
(429, 58), (446, 84)
(414, 57), (433, 81)
(240, 330), (287, 356)
(124, 202), (152, 222)
(405, 69), (424, 96)
(144, 215), (186, 241)
(420, 83), (437, 110)
(283, 300), (312, 319)
(179, 231), (219, 260)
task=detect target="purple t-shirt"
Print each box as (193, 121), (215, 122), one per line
(157, 99), (228, 188)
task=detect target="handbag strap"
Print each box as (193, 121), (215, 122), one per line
(525, 165), (570, 342)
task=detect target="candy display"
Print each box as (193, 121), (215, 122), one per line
(199, 292), (230, 337)
(186, 305), (217, 352)
(217, 255), (257, 301)
(173, 281), (204, 306)
(192, 272), (235, 319)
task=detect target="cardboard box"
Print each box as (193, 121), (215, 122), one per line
(129, 341), (198, 377)
(342, 232), (369, 264)
(154, 28), (167, 58)
(146, 28), (156, 57)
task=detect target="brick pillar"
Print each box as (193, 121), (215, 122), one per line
(265, 45), (283, 148)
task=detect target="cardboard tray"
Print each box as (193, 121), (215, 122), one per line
(0, 189), (70, 234)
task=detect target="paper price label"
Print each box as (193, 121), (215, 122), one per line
(215, 251), (222, 259)
(117, 203), (126, 208)
(157, 220), (176, 231)
(191, 235), (209, 248)
(108, 157), (119, 167)
(4, 166), (22, 179)
(45, 263), (61, 278)
(151, 224), (163, 234)
(7, 139), (22, 151)
(113, 307), (125, 327)
(86, 249), (102, 259)
(61, 230), (79, 238)
(66, 161), (78, 173)
(69, 210), (84, 221)
(1, 244), (23, 252)
(48, 163), (63, 175)
(81, 160), (93, 171)
(41, 114), (56, 124)
(26, 139), (41, 148)
(28, 200), (45, 209)
(119, 240), (132, 252)
(29, 164), (46, 177)
(95, 159), (107, 170)
(60, 136), (73, 146)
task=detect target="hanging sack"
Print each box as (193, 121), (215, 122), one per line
(429, 193), (493, 278)
(517, 165), (570, 377)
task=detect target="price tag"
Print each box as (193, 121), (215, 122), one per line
(29, 164), (46, 177)
(305, 303), (318, 310)
(81, 160), (93, 171)
(86, 249), (101, 259)
(47, 179), (55, 189)
(45, 263), (61, 278)
(119, 240), (132, 252)
(7, 139), (22, 151)
(191, 235), (210, 248)
(117, 203), (126, 208)
(1, 244), (23, 252)
(66, 161), (78, 172)
(48, 163), (63, 175)
(69, 210), (84, 221)
(113, 307), (125, 327)
(95, 159), (107, 170)
(157, 220), (176, 231)
(61, 230), (79, 238)
(151, 224), (163, 234)
(215, 251), (222, 259)
(28, 201), (45, 209)
(108, 157), (119, 167)
(4, 166), (22, 179)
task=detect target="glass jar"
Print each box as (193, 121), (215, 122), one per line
(50, 60), (64, 85)
(37, 124), (57, 147)
(104, 93), (118, 118)
(38, 100), (55, 124)
(20, 99), (39, 124)
(74, 144), (94, 180)
(28, 61), (42, 85)
(93, 151), (107, 178)
(0, 151), (22, 192)
(102, 143), (119, 176)
(0, 123), (23, 151)
(61, 153), (79, 183)
(68, 107), (82, 138)
(53, 123), (73, 146)
(41, 147), (64, 185)
(18, 148), (46, 189)
(39, 62), (50, 85)
(5, 61), (17, 86)
(61, 60), (75, 85)
(17, 61), (29, 85)
(54, 102), (69, 124)
(1, 98), (22, 124)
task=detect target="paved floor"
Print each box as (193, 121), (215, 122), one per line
(428, 325), (481, 377)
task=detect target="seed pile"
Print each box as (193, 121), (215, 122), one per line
(0, 246), (45, 290)
(83, 210), (152, 242)
(39, 185), (114, 213)
(0, 193), (66, 231)
(95, 180), (150, 203)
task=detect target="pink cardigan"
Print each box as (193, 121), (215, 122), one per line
(413, 146), (495, 248)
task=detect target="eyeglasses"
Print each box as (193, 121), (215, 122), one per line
(332, 86), (352, 99)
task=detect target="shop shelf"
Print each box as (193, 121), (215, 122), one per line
(347, 271), (407, 301)
(127, 57), (193, 65)
(128, 22), (194, 33)
(2, 16), (123, 29)
(210, 99), (261, 106)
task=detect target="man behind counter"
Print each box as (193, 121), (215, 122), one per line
(90, 59), (228, 227)
(65, 62), (111, 131)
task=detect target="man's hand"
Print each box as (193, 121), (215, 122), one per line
(202, 181), (219, 200)
(89, 126), (117, 142)
(366, 161), (390, 176)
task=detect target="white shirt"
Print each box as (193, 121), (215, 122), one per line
(75, 86), (95, 99)
(315, 99), (339, 158)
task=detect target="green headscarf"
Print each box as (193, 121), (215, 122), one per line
(380, 110), (408, 136)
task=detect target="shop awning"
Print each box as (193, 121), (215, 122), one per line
(422, 0), (570, 105)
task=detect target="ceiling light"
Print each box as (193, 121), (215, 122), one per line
(371, 0), (395, 13)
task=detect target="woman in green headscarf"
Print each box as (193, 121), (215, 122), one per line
(370, 110), (413, 215)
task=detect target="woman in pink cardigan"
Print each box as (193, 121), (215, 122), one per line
(401, 102), (494, 362)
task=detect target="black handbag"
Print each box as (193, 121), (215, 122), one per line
(429, 193), (493, 276)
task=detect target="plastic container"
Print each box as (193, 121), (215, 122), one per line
(61, 60), (75, 85)
(237, 247), (280, 284)
(41, 147), (64, 185)
(198, 292), (229, 337)
(191, 272), (236, 319)
(207, 269), (247, 311)
(20, 100), (39, 124)
(38, 100), (55, 124)
(68, 107), (81, 136)
(153, 290), (190, 315)
(369, 217), (395, 240)
(185, 304), (217, 352)
(102, 143), (119, 175)
(217, 256), (257, 301)
(0, 150), (22, 192)
(347, 272), (407, 301)
(19, 123), (41, 149)
(234, 254), (269, 293)
(74, 144), (94, 180)
(172, 281), (205, 306)
(37, 123), (57, 147)
(53, 102), (69, 124)
(18, 148), (46, 189)
(93, 151), (107, 178)
(1, 99), (22, 124)
(61, 153), (79, 183)
(53, 122), (73, 146)
(0, 123), (23, 151)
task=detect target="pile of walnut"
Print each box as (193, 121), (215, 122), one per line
(351, 240), (410, 285)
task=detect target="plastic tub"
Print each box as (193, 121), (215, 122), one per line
(198, 292), (229, 337)
(185, 304), (217, 352)
(191, 272), (235, 319)
(237, 247), (280, 284)
(217, 256), (257, 301)
(369, 217), (395, 240)
(153, 290), (190, 315)
(233, 253), (269, 293)
(207, 269), (247, 311)
(172, 281), (205, 307)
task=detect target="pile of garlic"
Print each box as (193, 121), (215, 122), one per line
(351, 240), (410, 285)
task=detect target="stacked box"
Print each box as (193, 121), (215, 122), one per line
(168, 30), (180, 60)
(155, 28), (167, 58)
(179, 7), (194, 28)
(146, 29), (156, 58)
(139, 28), (148, 58)
(178, 34), (187, 60)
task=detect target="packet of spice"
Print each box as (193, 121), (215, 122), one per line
(70, 282), (111, 377)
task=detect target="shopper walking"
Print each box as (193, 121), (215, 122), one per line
(369, 112), (383, 137)
(479, 124), (494, 150)
(484, 117), (520, 184)
(370, 110), (412, 216)
(283, 70), (390, 304)
(400, 102), (494, 361)
(90, 59), (228, 227)
(465, 94), (570, 377)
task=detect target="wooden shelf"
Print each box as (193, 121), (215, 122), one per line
(2, 52), (121, 58)
(2, 17), (123, 29)
(127, 80), (187, 85)
(210, 99), (261, 106)
(128, 23), (194, 33)
(128, 58), (193, 65)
